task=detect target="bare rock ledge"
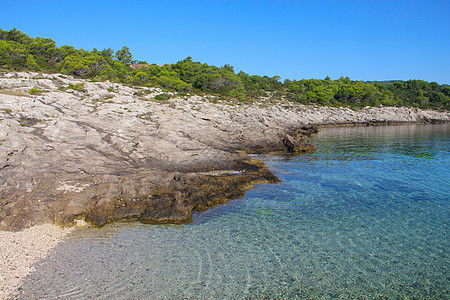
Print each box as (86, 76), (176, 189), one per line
(1, 72), (449, 231)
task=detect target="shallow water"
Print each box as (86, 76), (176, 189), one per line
(19, 124), (449, 299)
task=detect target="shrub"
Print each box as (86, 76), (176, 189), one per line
(67, 82), (86, 92)
(29, 87), (43, 95)
(154, 93), (171, 100)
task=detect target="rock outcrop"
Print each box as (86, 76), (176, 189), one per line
(0, 72), (449, 231)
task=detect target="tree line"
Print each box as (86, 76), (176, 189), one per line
(1, 28), (448, 110)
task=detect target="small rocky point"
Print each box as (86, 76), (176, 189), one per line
(1, 72), (449, 231)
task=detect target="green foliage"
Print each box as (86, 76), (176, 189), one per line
(172, 57), (243, 95)
(285, 77), (449, 110)
(25, 54), (39, 71)
(29, 87), (43, 95)
(59, 53), (104, 77)
(238, 71), (282, 98)
(115, 46), (133, 65)
(0, 28), (448, 110)
(154, 93), (172, 100)
(155, 75), (192, 91)
(0, 40), (28, 70)
(67, 82), (86, 92)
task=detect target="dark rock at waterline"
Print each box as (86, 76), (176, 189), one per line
(0, 148), (285, 231)
(54, 158), (280, 228)
(282, 134), (317, 154)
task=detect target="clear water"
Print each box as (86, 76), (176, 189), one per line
(18, 124), (449, 299)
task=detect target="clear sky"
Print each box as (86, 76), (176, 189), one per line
(1, 0), (449, 83)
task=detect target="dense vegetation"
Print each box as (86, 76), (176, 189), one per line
(1, 28), (448, 110)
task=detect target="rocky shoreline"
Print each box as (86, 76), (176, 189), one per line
(0, 71), (449, 299)
(0, 71), (449, 232)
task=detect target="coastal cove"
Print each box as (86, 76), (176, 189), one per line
(2, 2), (450, 296)
(1, 72), (449, 298)
(15, 123), (450, 299)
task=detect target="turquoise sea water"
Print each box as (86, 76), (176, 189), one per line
(18, 124), (449, 299)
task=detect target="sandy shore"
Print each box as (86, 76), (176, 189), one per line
(0, 224), (73, 299)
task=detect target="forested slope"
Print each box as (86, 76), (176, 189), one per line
(1, 28), (448, 110)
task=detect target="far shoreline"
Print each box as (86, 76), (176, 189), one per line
(318, 119), (449, 127)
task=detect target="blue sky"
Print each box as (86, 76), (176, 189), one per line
(1, 0), (449, 83)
